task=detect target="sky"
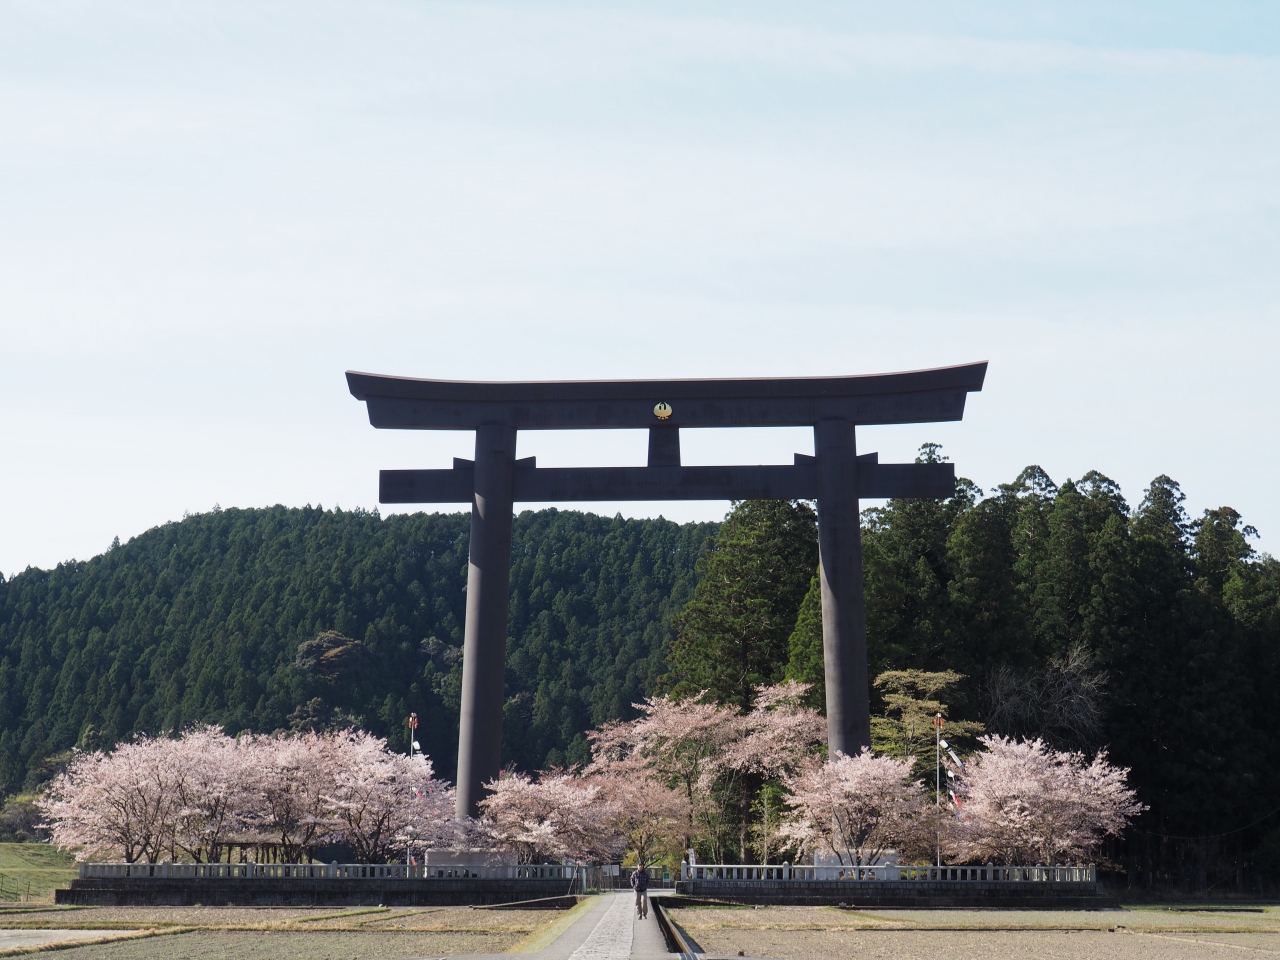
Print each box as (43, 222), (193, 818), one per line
(2, 0), (1278, 576)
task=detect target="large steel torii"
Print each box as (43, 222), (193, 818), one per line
(347, 362), (987, 817)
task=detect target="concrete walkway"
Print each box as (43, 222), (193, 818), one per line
(631, 893), (675, 960)
(441, 891), (674, 960)
(567, 892), (634, 959)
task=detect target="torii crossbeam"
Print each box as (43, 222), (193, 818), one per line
(347, 363), (987, 817)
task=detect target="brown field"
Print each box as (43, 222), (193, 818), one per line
(1, 928), (525, 959)
(681, 928), (1280, 960)
(0, 903), (566, 932)
(0, 902), (587, 958)
(666, 904), (1280, 960)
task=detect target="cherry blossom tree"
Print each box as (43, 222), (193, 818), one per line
(169, 726), (254, 863)
(479, 771), (621, 863)
(40, 735), (185, 863)
(41, 727), (457, 864)
(322, 730), (453, 864)
(588, 693), (738, 858)
(242, 730), (343, 862)
(589, 685), (826, 862)
(719, 681), (827, 781)
(780, 749), (927, 867)
(946, 735), (1144, 865)
(590, 773), (691, 866)
(589, 695), (736, 802)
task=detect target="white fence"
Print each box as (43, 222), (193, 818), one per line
(79, 862), (582, 881)
(681, 863), (1096, 883)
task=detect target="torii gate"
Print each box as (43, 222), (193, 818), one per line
(347, 363), (987, 817)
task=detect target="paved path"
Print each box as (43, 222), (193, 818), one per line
(631, 893), (675, 960)
(441, 891), (674, 960)
(568, 893), (634, 959)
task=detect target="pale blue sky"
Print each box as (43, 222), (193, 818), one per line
(2, 1), (1277, 574)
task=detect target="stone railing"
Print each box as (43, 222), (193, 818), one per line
(78, 862), (581, 881)
(681, 863), (1095, 883)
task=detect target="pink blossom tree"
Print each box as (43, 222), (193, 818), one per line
(40, 735), (185, 863)
(946, 735), (1144, 865)
(321, 730), (453, 864)
(41, 727), (457, 865)
(242, 730), (344, 862)
(723, 682), (827, 779)
(589, 694), (737, 803)
(169, 726), (255, 863)
(589, 685), (826, 862)
(479, 771), (621, 863)
(780, 749), (927, 867)
(588, 693), (737, 859)
(590, 773), (691, 866)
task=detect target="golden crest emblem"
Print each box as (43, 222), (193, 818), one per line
(653, 402), (673, 420)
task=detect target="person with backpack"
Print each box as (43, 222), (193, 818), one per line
(630, 862), (650, 919)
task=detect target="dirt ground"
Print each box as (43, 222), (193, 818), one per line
(0, 903), (573, 957)
(1, 928), (523, 959)
(666, 904), (1280, 960)
(685, 928), (1280, 960)
(0, 903), (565, 933)
(666, 903), (1280, 932)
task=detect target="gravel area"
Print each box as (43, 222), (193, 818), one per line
(689, 928), (1280, 959)
(34, 928), (528, 959)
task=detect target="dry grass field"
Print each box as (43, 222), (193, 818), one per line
(0, 900), (590, 957)
(665, 903), (1280, 960)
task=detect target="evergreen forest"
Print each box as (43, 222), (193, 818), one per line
(0, 507), (714, 790)
(2, 446), (1279, 886)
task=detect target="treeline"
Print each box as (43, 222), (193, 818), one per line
(663, 449), (1280, 888)
(3, 450), (1279, 887)
(862, 458), (1280, 888)
(0, 506), (714, 790)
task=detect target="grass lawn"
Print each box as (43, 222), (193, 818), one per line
(0, 843), (77, 903)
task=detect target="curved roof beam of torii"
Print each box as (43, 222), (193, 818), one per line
(346, 361), (988, 431)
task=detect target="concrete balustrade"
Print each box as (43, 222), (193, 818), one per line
(680, 863), (1096, 883)
(77, 862), (582, 882)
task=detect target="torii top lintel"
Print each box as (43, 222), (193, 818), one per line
(347, 363), (986, 505)
(345, 362), (987, 431)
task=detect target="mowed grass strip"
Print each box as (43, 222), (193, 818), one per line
(0, 845), (78, 904)
(509, 894), (599, 953)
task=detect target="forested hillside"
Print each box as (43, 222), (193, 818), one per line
(3, 452), (1279, 884)
(803, 456), (1280, 884)
(0, 507), (716, 791)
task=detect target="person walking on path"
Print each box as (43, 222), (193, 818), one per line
(630, 863), (650, 920)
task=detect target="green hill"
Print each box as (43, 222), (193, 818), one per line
(2, 461), (1279, 886)
(0, 506), (716, 787)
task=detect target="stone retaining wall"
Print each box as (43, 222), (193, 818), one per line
(674, 880), (1117, 909)
(56, 877), (579, 907)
